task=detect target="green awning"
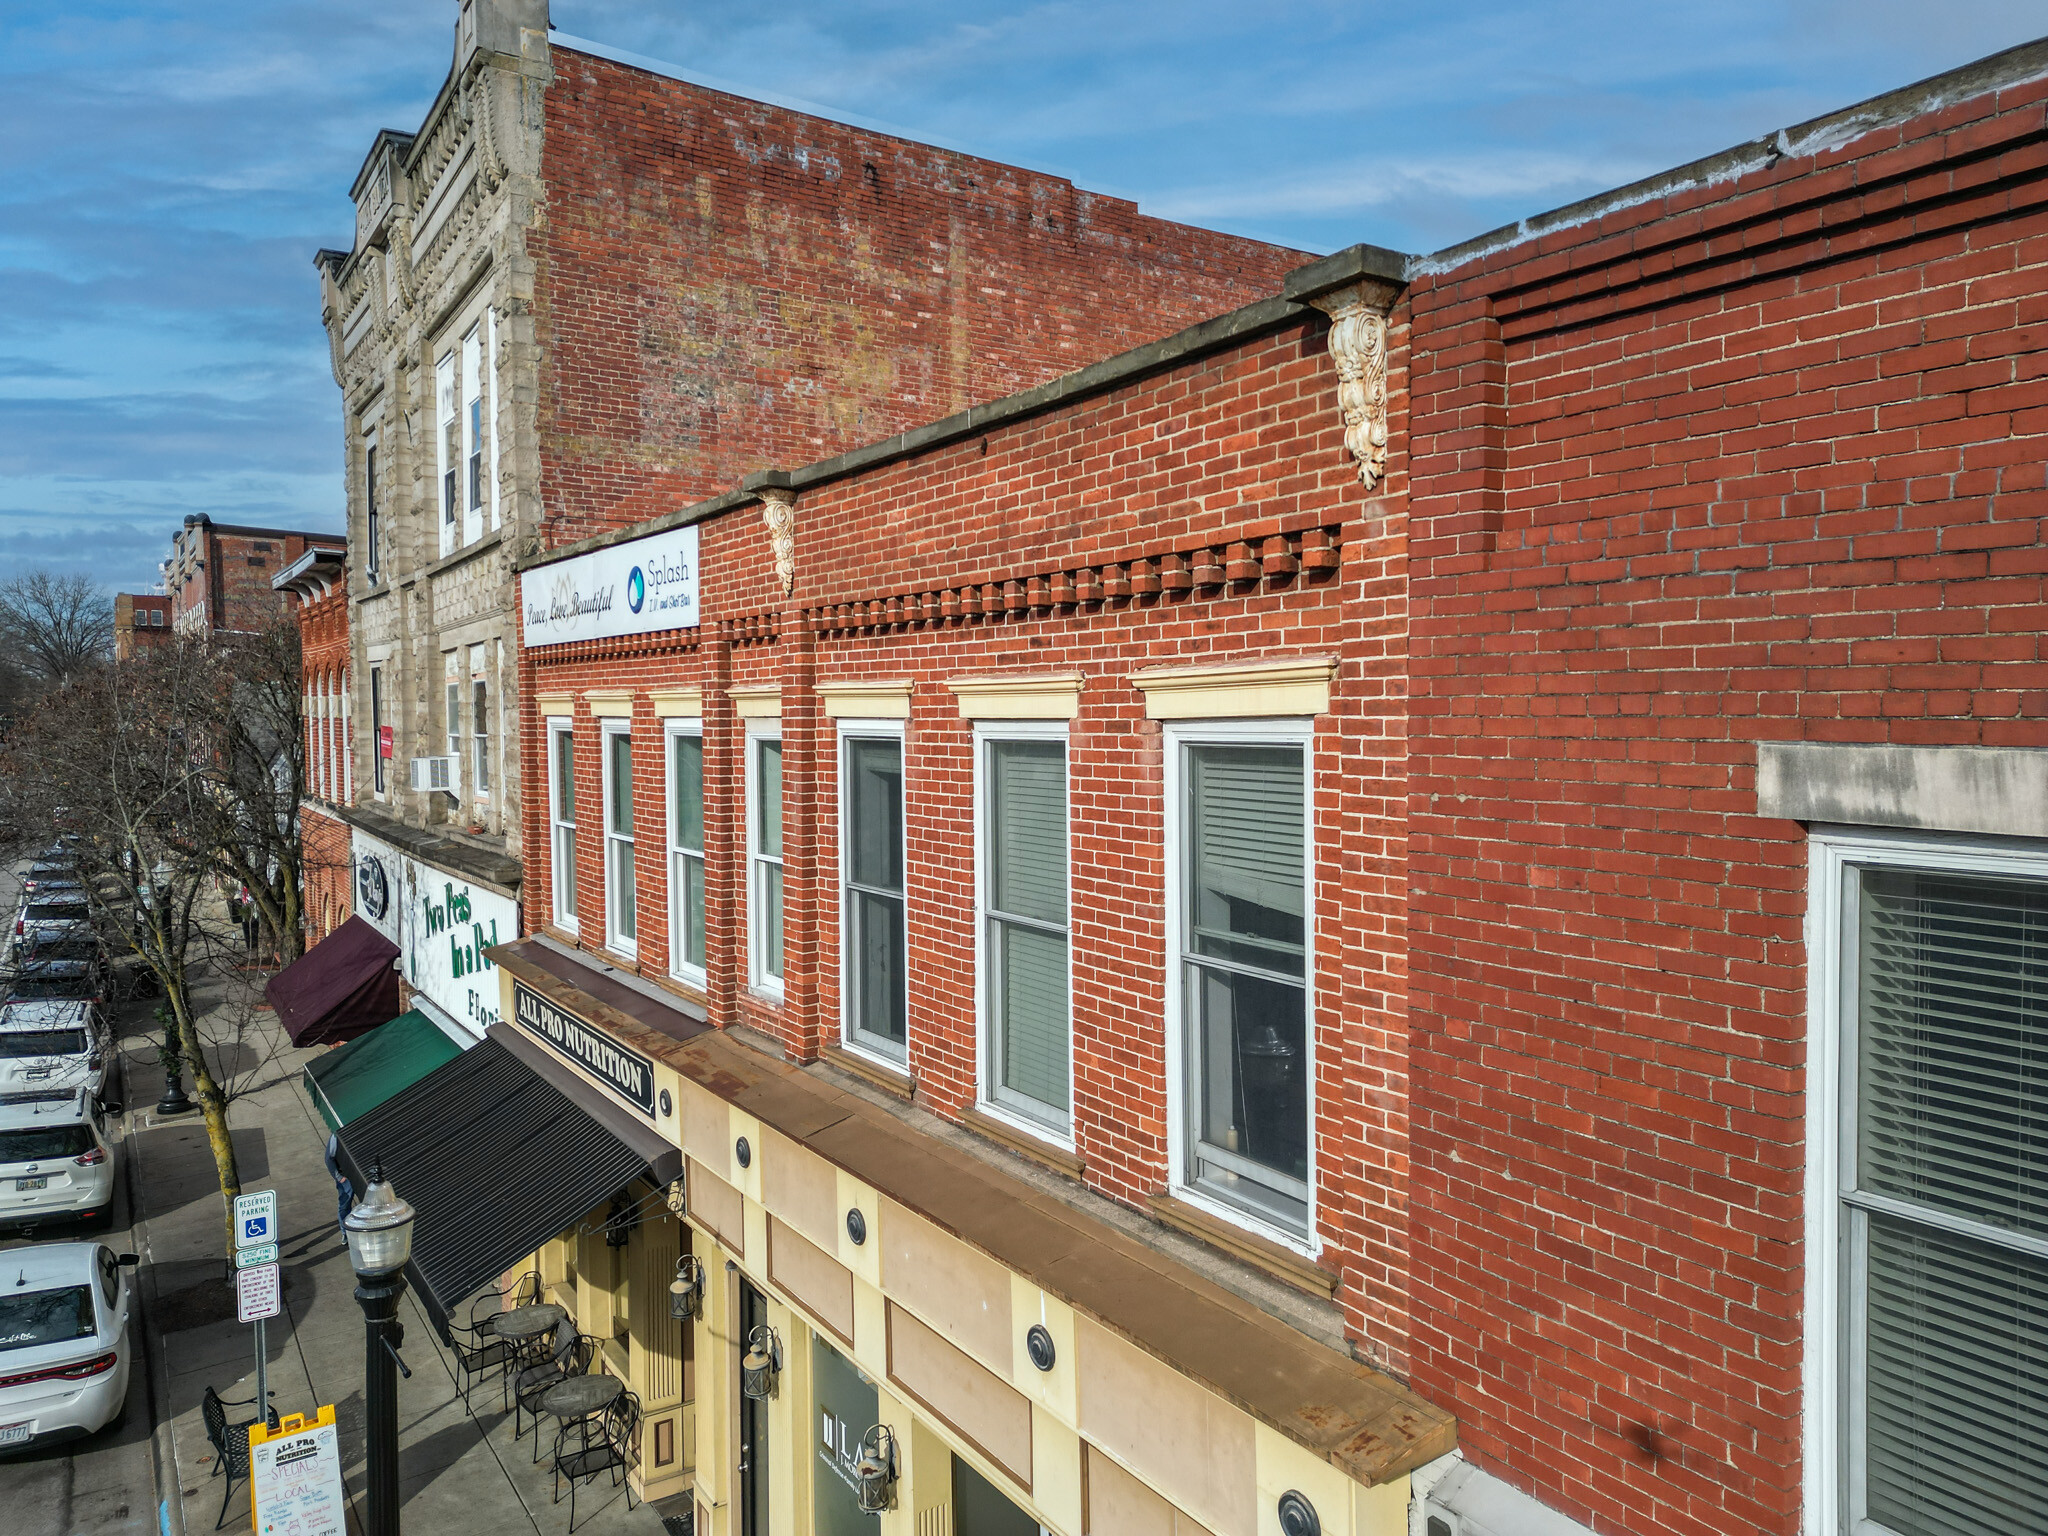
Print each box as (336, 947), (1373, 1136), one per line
(303, 1009), (464, 1132)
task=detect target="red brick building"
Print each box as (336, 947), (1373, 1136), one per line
(112, 593), (171, 660)
(164, 514), (345, 638)
(489, 36), (2048, 1536)
(274, 546), (354, 945)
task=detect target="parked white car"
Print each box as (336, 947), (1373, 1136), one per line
(0, 1093), (116, 1230)
(0, 1001), (110, 1105)
(0, 1242), (136, 1451)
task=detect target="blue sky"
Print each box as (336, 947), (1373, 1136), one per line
(2, 1), (2042, 594)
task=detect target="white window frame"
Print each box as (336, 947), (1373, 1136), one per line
(973, 720), (1073, 1144)
(1801, 825), (2048, 1536)
(547, 718), (578, 936)
(1162, 717), (1320, 1256)
(666, 721), (707, 990)
(369, 664), (387, 798)
(838, 719), (908, 1066)
(363, 427), (381, 583)
(486, 307), (502, 531)
(435, 350), (458, 556)
(461, 324), (485, 547)
(602, 720), (637, 959)
(747, 722), (786, 1001)
(469, 644), (490, 803)
(442, 654), (464, 802)
(340, 671), (352, 803)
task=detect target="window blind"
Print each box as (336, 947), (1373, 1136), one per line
(846, 738), (902, 893)
(757, 740), (783, 857)
(997, 924), (1068, 1113)
(989, 740), (1065, 925)
(1855, 868), (2048, 1534)
(1188, 745), (1304, 972)
(1860, 871), (2048, 1236)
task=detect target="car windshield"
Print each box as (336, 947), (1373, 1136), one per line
(7, 981), (92, 1000)
(22, 905), (88, 923)
(0, 1286), (95, 1353)
(0, 1031), (89, 1058)
(0, 1125), (91, 1162)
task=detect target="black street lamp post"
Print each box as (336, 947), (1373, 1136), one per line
(343, 1164), (416, 1536)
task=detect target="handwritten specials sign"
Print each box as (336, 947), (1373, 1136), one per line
(249, 1408), (348, 1536)
(512, 979), (656, 1117)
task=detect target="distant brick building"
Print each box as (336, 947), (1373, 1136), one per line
(163, 514), (345, 638)
(111, 593), (171, 660)
(274, 546), (354, 946)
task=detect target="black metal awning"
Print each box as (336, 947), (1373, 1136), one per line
(334, 1028), (680, 1338)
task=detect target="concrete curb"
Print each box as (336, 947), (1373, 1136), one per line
(121, 1034), (189, 1536)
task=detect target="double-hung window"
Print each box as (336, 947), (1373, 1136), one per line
(978, 727), (1069, 1134)
(748, 728), (785, 996)
(548, 721), (577, 932)
(841, 726), (906, 1061)
(1809, 832), (2048, 1536)
(603, 724), (636, 956)
(364, 436), (380, 583)
(668, 725), (706, 986)
(1169, 724), (1314, 1246)
(461, 325), (486, 546)
(443, 654), (464, 800)
(436, 352), (459, 554)
(469, 644), (490, 799)
(370, 666), (386, 796)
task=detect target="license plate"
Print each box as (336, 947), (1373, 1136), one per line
(0, 1423), (30, 1447)
(15, 1178), (45, 1191)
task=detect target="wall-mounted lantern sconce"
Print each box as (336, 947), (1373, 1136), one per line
(669, 1254), (704, 1321)
(741, 1324), (781, 1400)
(854, 1425), (899, 1513)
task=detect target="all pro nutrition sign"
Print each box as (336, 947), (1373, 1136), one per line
(512, 979), (656, 1117)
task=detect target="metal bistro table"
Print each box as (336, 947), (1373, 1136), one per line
(492, 1302), (567, 1348)
(540, 1370), (622, 1425)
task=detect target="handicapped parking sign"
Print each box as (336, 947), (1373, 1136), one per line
(233, 1189), (278, 1250)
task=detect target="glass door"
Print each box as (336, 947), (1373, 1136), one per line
(812, 1335), (880, 1535)
(739, 1281), (769, 1536)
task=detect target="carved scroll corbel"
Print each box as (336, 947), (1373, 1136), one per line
(760, 488), (797, 596)
(1306, 279), (1401, 492)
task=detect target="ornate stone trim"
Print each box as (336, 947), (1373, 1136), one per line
(1129, 655), (1337, 719)
(1305, 279), (1401, 492)
(760, 488), (797, 596)
(946, 673), (1083, 721)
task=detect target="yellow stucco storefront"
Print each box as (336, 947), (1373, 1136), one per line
(493, 944), (1451, 1536)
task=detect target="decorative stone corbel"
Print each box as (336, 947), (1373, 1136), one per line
(1304, 277), (1402, 492)
(760, 487), (797, 595)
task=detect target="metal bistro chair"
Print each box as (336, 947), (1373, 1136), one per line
(447, 1272), (542, 1413)
(200, 1384), (264, 1531)
(512, 1319), (593, 1454)
(551, 1388), (642, 1533)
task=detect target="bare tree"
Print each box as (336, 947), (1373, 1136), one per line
(0, 570), (113, 687)
(1, 639), (244, 1253)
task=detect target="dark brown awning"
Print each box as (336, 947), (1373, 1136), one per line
(264, 916), (401, 1046)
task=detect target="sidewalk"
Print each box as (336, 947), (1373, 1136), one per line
(127, 969), (681, 1536)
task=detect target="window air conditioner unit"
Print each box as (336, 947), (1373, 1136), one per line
(410, 756), (459, 795)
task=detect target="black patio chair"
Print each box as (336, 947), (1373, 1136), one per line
(470, 1269), (542, 1336)
(446, 1271), (543, 1413)
(551, 1388), (641, 1533)
(512, 1319), (593, 1453)
(200, 1384), (263, 1531)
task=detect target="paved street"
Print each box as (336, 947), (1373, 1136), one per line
(0, 856), (680, 1536)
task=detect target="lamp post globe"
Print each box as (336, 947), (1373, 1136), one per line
(343, 1166), (417, 1278)
(345, 1162), (415, 1536)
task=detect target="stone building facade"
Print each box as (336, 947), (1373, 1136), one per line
(162, 514), (344, 637)
(275, 547), (355, 946)
(112, 593), (171, 661)
(470, 37), (2048, 1536)
(312, 0), (1307, 1032)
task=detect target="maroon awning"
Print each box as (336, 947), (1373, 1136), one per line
(265, 916), (402, 1047)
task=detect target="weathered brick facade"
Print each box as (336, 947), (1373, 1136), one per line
(112, 593), (171, 661)
(276, 548), (355, 945)
(1397, 57), (2048, 1536)
(505, 40), (2048, 1536)
(534, 48), (1315, 543)
(163, 515), (343, 637)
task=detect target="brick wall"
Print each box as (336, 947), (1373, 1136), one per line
(1400, 69), (2048, 1536)
(302, 806), (354, 945)
(519, 312), (1423, 1360)
(531, 46), (1315, 544)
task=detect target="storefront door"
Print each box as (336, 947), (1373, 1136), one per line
(953, 1454), (1046, 1536)
(739, 1280), (769, 1536)
(811, 1336), (880, 1536)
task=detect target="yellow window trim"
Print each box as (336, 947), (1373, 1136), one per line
(817, 680), (914, 720)
(583, 690), (634, 720)
(1129, 656), (1336, 719)
(729, 684), (782, 719)
(946, 672), (1084, 721)
(652, 689), (703, 719)
(535, 694), (576, 718)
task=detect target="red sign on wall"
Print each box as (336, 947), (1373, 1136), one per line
(378, 726), (394, 759)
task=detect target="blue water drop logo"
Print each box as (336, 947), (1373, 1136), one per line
(628, 567), (645, 613)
